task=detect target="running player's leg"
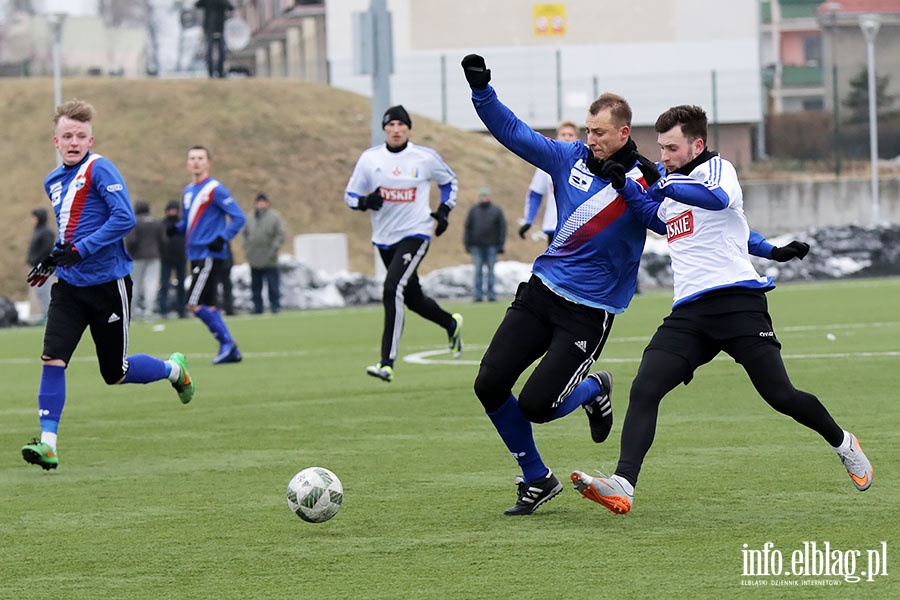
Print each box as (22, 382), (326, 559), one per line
(736, 341), (871, 490)
(188, 258), (240, 363)
(93, 278), (194, 403)
(475, 281), (557, 512)
(395, 238), (457, 334)
(22, 280), (87, 469)
(476, 303), (561, 514)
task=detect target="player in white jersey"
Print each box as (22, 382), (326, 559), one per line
(518, 121), (579, 245)
(344, 105), (463, 383)
(572, 105), (873, 515)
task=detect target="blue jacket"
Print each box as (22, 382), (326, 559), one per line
(43, 152), (135, 287)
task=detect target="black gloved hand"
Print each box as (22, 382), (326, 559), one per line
(430, 204), (451, 237)
(207, 236), (227, 252)
(518, 223), (531, 239)
(50, 243), (82, 267)
(358, 188), (384, 211)
(165, 223), (179, 237)
(601, 161), (627, 190)
(770, 240), (810, 262)
(461, 54), (491, 89)
(27, 255), (57, 287)
(586, 157), (627, 190)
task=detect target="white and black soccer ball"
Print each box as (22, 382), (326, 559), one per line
(286, 467), (343, 523)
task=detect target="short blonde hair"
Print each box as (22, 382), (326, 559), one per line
(54, 99), (95, 125)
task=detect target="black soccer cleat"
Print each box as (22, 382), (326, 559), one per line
(503, 471), (563, 516)
(583, 371), (613, 443)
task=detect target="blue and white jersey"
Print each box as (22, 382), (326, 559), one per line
(43, 152), (135, 287)
(618, 152), (775, 308)
(344, 142), (458, 248)
(471, 85), (649, 312)
(525, 168), (558, 234)
(177, 177), (246, 261)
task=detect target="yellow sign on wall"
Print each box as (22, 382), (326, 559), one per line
(533, 3), (566, 36)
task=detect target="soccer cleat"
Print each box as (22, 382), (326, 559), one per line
(504, 471), (563, 516)
(366, 363), (394, 382)
(448, 313), (463, 358)
(212, 342), (242, 365)
(21, 439), (58, 471)
(837, 433), (873, 491)
(583, 371), (613, 443)
(169, 352), (194, 404)
(571, 470), (632, 515)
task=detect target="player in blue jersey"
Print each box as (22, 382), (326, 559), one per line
(572, 104), (873, 514)
(461, 54), (664, 515)
(170, 145), (246, 364)
(22, 99), (194, 471)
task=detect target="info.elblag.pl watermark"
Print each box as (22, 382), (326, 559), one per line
(741, 541), (888, 586)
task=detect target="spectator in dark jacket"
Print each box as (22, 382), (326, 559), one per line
(195, 0), (234, 78)
(464, 186), (507, 302)
(126, 201), (165, 318)
(159, 200), (188, 318)
(27, 208), (56, 322)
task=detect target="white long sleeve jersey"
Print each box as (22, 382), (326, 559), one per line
(655, 155), (771, 307)
(526, 169), (558, 232)
(344, 142), (457, 247)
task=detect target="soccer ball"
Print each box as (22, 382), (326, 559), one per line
(286, 467), (343, 523)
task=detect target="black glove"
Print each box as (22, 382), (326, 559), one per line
(498, 246), (504, 254)
(50, 243), (82, 267)
(518, 223), (531, 239)
(207, 236), (226, 252)
(461, 54), (491, 89)
(27, 255), (57, 287)
(358, 188), (384, 212)
(430, 204), (451, 237)
(165, 223), (179, 237)
(770, 240), (810, 262)
(586, 157), (627, 190)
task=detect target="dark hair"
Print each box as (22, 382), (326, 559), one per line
(588, 93), (632, 127)
(655, 105), (708, 146)
(165, 200), (180, 211)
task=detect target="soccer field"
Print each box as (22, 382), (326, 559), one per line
(1, 278), (897, 599)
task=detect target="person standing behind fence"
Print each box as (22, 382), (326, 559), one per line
(159, 200), (188, 319)
(464, 186), (506, 302)
(26, 208), (56, 324)
(195, 0), (233, 78)
(243, 193), (286, 314)
(126, 200), (164, 319)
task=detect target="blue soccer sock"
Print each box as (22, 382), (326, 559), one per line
(487, 395), (548, 482)
(38, 364), (66, 436)
(196, 305), (232, 345)
(122, 354), (169, 384)
(549, 375), (601, 421)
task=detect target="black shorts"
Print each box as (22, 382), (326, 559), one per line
(480, 275), (615, 416)
(43, 277), (133, 384)
(187, 258), (223, 307)
(645, 287), (781, 382)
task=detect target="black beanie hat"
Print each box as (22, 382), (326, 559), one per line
(382, 105), (411, 129)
